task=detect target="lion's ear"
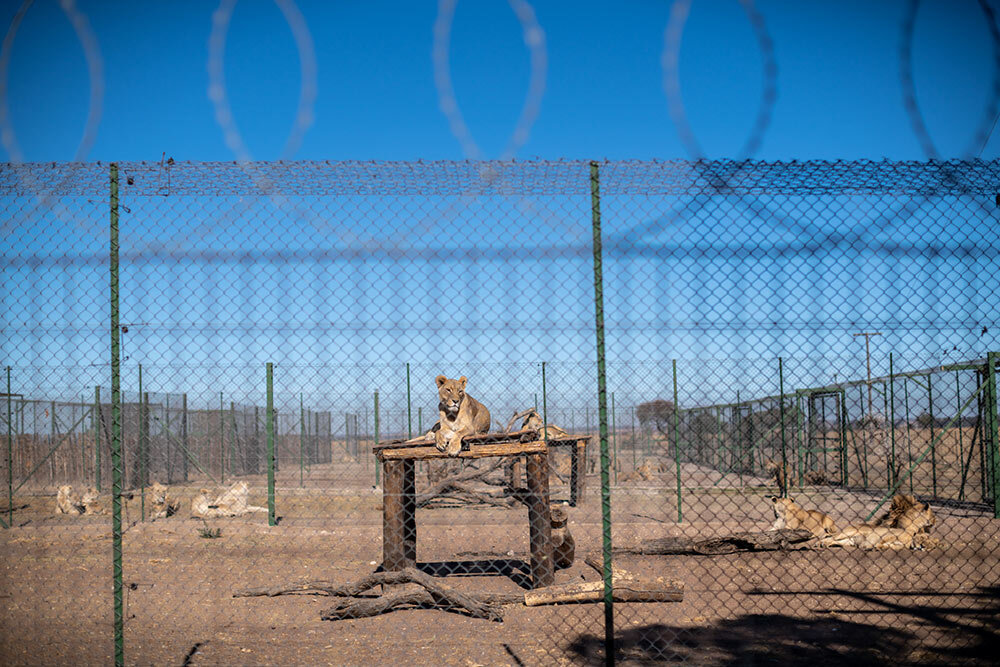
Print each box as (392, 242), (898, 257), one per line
(459, 376), (467, 387)
(436, 375), (447, 387)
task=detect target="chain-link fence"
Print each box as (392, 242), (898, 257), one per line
(2, 159), (999, 665)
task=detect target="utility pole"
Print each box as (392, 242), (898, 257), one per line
(853, 332), (882, 420)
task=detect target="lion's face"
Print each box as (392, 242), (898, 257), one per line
(150, 482), (168, 504)
(769, 496), (795, 517)
(81, 487), (99, 505)
(436, 375), (468, 417)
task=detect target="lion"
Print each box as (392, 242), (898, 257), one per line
(765, 459), (789, 493)
(768, 496), (837, 539)
(56, 485), (85, 515)
(551, 505), (575, 570)
(149, 481), (180, 519)
(80, 487), (108, 515)
(821, 494), (936, 550)
(433, 375), (491, 456)
(192, 481), (268, 518)
(505, 408), (569, 440)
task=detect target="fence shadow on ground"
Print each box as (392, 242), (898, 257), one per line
(567, 586), (1000, 665)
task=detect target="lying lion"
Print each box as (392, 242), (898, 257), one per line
(56, 485), (85, 515)
(505, 408), (568, 440)
(433, 375), (491, 456)
(821, 494), (937, 550)
(192, 481), (268, 518)
(768, 496), (837, 539)
(149, 482), (180, 519)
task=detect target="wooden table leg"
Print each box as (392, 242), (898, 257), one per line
(402, 458), (416, 564)
(570, 441), (584, 507)
(525, 452), (554, 588)
(382, 459), (416, 570)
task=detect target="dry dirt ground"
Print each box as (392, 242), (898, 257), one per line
(1, 461), (999, 666)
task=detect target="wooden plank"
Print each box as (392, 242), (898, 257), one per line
(373, 429), (539, 452)
(378, 439), (548, 461)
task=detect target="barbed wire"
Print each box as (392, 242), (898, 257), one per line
(0, 0), (103, 235)
(900, 0), (1000, 160)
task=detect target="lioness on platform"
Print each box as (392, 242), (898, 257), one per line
(433, 375), (491, 456)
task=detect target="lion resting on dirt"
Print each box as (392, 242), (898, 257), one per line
(433, 375), (491, 457)
(768, 496), (837, 539)
(820, 494), (937, 550)
(149, 482), (180, 519)
(192, 481), (268, 518)
(56, 485), (85, 515)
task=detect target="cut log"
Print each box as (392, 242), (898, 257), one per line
(524, 575), (683, 606)
(631, 529), (814, 555)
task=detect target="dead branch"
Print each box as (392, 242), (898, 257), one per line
(625, 529), (815, 555)
(235, 567), (521, 622)
(415, 458), (511, 508)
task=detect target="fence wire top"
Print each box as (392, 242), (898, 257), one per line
(2, 159), (1000, 196)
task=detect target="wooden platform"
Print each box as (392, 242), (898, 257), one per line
(374, 430), (569, 589)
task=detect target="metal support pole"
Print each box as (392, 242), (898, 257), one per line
(181, 393), (189, 483)
(542, 361), (549, 445)
(611, 391), (617, 484)
(889, 354), (897, 491)
(109, 162), (125, 667)
(406, 362), (412, 440)
(779, 358), (788, 498)
(589, 160), (614, 665)
(299, 393), (305, 487)
(95, 385), (101, 491)
(266, 363), (275, 526)
(6, 367), (12, 527)
(673, 360), (682, 521)
(929, 374), (936, 497)
(219, 391), (224, 484)
(374, 391), (381, 487)
(986, 352), (1000, 519)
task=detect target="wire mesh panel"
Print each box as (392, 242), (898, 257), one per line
(2, 159), (1000, 664)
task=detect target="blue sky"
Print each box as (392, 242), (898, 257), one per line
(3, 1), (999, 423)
(3, 0), (999, 162)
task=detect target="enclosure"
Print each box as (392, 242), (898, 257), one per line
(1, 159), (999, 665)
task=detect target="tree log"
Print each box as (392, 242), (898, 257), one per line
(630, 529), (815, 555)
(524, 576), (683, 606)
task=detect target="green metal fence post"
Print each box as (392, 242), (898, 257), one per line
(956, 370), (964, 500)
(673, 360), (682, 521)
(181, 393), (189, 483)
(406, 362), (412, 440)
(929, 374), (936, 498)
(986, 351), (1000, 519)
(6, 367), (12, 528)
(889, 354), (896, 491)
(141, 390), (148, 521)
(266, 363), (275, 526)
(109, 162), (125, 667)
(779, 358), (788, 498)
(542, 361), (549, 446)
(374, 390), (380, 487)
(589, 160), (614, 664)
(299, 393), (305, 487)
(219, 391), (224, 484)
(611, 391), (618, 483)
(95, 386), (101, 492)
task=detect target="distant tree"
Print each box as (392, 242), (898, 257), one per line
(636, 399), (676, 436)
